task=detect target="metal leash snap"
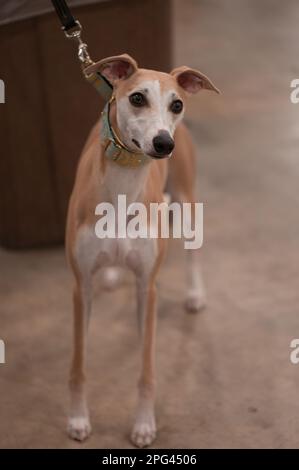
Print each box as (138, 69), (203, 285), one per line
(51, 0), (113, 99)
(63, 20), (94, 67)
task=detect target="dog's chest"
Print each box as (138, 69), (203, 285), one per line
(102, 163), (149, 205)
(74, 162), (160, 277)
(75, 225), (157, 277)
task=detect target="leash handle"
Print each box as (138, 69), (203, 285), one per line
(51, 0), (77, 31)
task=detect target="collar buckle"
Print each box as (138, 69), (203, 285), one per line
(104, 138), (122, 161)
(111, 144), (122, 161)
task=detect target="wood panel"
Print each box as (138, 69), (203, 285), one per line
(0, 0), (173, 248)
(0, 19), (62, 248)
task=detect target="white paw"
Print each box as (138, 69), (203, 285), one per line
(101, 267), (122, 291)
(184, 292), (206, 313)
(131, 419), (156, 448)
(67, 416), (91, 442)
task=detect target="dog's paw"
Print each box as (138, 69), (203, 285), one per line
(184, 292), (206, 313)
(67, 416), (91, 442)
(131, 420), (156, 448)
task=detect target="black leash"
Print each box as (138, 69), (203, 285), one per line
(51, 0), (77, 32)
(50, 0), (113, 100)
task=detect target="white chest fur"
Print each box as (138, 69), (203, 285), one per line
(75, 160), (158, 279)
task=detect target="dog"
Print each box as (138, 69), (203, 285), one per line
(65, 54), (219, 447)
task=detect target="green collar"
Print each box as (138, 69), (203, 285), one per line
(100, 97), (152, 168)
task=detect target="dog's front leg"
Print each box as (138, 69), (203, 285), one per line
(131, 276), (157, 448)
(67, 278), (92, 441)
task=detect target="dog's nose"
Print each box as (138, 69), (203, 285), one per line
(153, 131), (175, 156)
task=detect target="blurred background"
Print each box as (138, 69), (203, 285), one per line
(1, 0), (299, 448)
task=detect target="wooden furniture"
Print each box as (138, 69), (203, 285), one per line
(0, 0), (172, 248)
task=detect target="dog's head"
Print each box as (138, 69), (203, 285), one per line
(87, 54), (219, 158)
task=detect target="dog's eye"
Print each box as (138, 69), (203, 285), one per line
(170, 99), (183, 114)
(129, 92), (147, 107)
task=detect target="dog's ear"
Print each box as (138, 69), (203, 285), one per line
(85, 54), (138, 85)
(171, 66), (220, 94)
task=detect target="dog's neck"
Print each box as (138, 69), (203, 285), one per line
(100, 100), (152, 206)
(107, 100), (122, 144)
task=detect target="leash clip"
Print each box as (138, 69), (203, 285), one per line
(52, 1), (113, 98)
(64, 20), (94, 67)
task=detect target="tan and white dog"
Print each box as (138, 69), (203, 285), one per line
(65, 54), (218, 447)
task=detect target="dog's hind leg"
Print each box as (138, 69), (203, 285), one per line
(180, 187), (206, 313)
(170, 123), (206, 312)
(67, 273), (92, 441)
(184, 242), (206, 312)
(175, 189), (206, 312)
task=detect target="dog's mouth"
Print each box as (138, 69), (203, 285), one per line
(148, 152), (173, 160)
(132, 138), (141, 149)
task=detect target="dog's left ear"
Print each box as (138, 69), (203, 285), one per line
(85, 53), (138, 86)
(171, 66), (220, 94)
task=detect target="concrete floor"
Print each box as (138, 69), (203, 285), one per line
(1, 0), (299, 448)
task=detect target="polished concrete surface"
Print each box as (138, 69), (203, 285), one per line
(1, 0), (299, 448)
